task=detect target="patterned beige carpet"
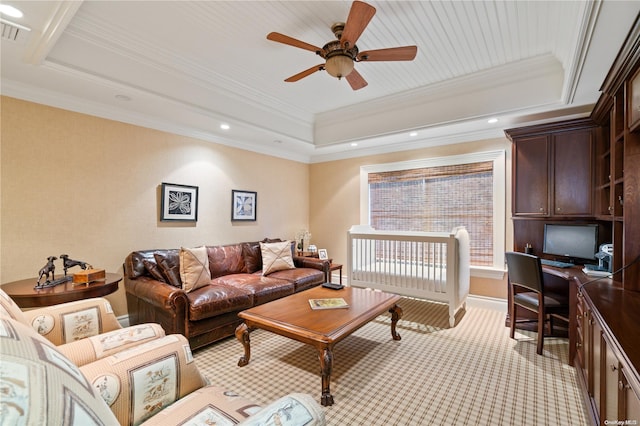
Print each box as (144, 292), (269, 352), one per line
(193, 297), (588, 425)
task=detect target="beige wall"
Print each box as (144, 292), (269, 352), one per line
(0, 96), (311, 315)
(1, 96), (512, 320)
(309, 139), (513, 299)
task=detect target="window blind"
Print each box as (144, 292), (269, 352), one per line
(369, 161), (493, 266)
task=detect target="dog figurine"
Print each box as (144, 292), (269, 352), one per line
(37, 256), (57, 285)
(60, 254), (89, 276)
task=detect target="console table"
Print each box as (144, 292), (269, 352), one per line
(1, 273), (122, 308)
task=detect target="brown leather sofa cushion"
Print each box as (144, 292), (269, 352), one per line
(242, 242), (262, 273)
(142, 259), (167, 283)
(212, 274), (295, 306)
(207, 245), (245, 278)
(264, 268), (324, 292)
(186, 283), (253, 321)
(154, 251), (182, 287)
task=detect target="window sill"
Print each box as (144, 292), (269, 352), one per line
(471, 266), (506, 280)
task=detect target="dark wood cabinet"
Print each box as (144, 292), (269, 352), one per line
(513, 135), (550, 216)
(553, 130), (594, 216)
(574, 279), (640, 425)
(508, 120), (595, 219)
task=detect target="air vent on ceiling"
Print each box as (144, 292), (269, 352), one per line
(1, 20), (29, 43)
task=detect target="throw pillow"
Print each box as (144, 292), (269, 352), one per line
(260, 241), (295, 275)
(180, 246), (211, 292)
(154, 251), (182, 287)
(143, 259), (167, 283)
(242, 242), (262, 273)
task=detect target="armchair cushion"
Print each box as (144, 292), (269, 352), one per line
(57, 323), (166, 366)
(19, 297), (122, 345)
(80, 334), (207, 425)
(0, 317), (120, 425)
(0, 286), (27, 323)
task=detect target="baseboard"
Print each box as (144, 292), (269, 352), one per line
(466, 295), (507, 312)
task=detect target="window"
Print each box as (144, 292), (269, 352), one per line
(360, 151), (505, 274)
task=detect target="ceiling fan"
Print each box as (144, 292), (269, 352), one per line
(266, 0), (417, 90)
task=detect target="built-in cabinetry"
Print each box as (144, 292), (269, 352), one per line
(591, 16), (640, 289)
(511, 126), (594, 217)
(506, 119), (599, 256)
(573, 277), (640, 425)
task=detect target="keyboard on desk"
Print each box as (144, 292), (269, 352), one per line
(540, 259), (575, 268)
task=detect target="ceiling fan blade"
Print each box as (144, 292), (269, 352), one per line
(267, 32), (322, 54)
(358, 46), (418, 62)
(341, 1), (376, 48)
(284, 64), (325, 82)
(346, 68), (368, 90)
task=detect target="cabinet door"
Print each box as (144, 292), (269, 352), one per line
(553, 130), (594, 216)
(621, 367), (640, 424)
(602, 335), (620, 423)
(514, 135), (549, 215)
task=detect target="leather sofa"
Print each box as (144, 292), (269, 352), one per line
(124, 239), (329, 349)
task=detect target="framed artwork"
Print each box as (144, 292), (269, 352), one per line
(231, 190), (257, 221)
(161, 183), (198, 222)
(318, 249), (328, 260)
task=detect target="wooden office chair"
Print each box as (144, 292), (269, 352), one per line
(505, 252), (570, 355)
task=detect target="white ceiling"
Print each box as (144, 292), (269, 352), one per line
(1, 1), (639, 163)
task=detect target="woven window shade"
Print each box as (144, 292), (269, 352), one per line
(369, 161), (493, 266)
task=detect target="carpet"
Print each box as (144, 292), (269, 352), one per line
(193, 297), (588, 425)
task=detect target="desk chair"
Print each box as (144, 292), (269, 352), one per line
(505, 252), (570, 355)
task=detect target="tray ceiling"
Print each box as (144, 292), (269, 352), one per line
(1, 1), (639, 162)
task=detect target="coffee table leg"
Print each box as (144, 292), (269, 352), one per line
(235, 323), (251, 367)
(318, 346), (334, 406)
(390, 304), (403, 341)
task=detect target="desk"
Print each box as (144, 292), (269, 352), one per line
(541, 266), (640, 424)
(1, 273), (122, 308)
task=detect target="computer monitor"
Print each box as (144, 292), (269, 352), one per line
(543, 224), (598, 261)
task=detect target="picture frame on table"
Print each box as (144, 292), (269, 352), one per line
(231, 190), (257, 221)
(318, 249), (329, 260)
(160, 183), (198, 222)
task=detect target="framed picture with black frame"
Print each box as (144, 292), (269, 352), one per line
(160, 183), (198, 221)
(231, 190), (257, 221)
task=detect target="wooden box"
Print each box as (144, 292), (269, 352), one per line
(73, 269), (106, 285)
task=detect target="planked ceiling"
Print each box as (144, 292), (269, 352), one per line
(1, 1), (639, 162)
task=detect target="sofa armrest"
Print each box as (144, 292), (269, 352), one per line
(57, 323), (166, 366)
(21, 297), (122, 345)
(125, 275), (188, 310)
(294, 256), (330, 272)
(294, 257), (330, 282)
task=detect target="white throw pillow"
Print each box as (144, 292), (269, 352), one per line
(260, 241), (295, 275)
(179, 246), (211, 292)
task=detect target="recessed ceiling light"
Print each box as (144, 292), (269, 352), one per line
(409, 132), (418, 137)
(488, 118), (499, 124)
(350, 143), (358, 147)
(0, 4), (24, 18)
(220, 124), (230, 130)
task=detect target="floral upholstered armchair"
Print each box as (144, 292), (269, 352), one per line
(0, 287), (165, 366)
(0, 316), (326, 425)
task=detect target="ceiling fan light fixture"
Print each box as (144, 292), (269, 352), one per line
(325, 54), (354, 79)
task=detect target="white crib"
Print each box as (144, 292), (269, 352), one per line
(347, 225), (470, 327)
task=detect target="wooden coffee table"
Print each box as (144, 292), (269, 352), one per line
(235, 286), (402, 406)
